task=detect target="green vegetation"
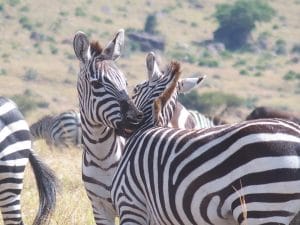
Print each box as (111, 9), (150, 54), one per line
(213, 0), (275, 50)
(11, 90), (48, 115)
(283, 70), (300, 80)
(75, 7), (86, 17)
(19, 16), (33, 30)
(179, 90), (244, 114)
(23, 68), (38, 81)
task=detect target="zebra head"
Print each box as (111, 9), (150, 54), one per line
(132, 54), (205, 128)
(73, 30), (143, 135)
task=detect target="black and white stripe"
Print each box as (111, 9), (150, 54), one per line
(0, 96), (58, 225)
(111, 61), (300, 225)
(30, 110), (82, 148)
(73, 29), (143, 225)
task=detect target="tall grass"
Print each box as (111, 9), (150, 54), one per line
(18, 141), (94, 225)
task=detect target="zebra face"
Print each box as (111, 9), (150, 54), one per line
(74, 30), (143, 133)
(132, 61), (182, 127)
(132, 53), (205, 128)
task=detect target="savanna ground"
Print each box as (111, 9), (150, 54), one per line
(0, 0), (299, 224)
(21, 142), (95, 224)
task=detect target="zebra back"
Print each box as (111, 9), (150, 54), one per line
(188, 109), (215, 128)
(112, 59), (300, 225)
(30, 110), (82, 148)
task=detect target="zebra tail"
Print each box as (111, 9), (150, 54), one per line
(29, 151), (59, 225)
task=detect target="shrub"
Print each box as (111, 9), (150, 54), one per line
(75, 7), (86, 17)
(23, 68), (38, 81)
(198, 58), (219, 67)
(213, 0), (275, 50)
(291, 44), (300, 54)
(274, 39), (287, 55)
(19, 6), (29, 12)
(233, 58), (247, 67)
(11, 90), (48, 115)
(169, 51), (197, 64)
(283, 70), (300, 80)
(179, 90), (244, 113)
(49, 44), (58, 55)
(19, 16), (32, 30)
(8, 0), (20, 6)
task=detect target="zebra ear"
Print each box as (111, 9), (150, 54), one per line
(102, 29), (125, 61)
(178, 76), (205, 94)
(73, 31), (90, 63)
(146, 52), (162, 81)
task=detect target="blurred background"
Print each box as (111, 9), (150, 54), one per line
(0, 0), (299, 224)
(0, 0), (299, 123)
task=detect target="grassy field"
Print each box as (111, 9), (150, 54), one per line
(21, 142), (95, 225)
(0, 0), (299, 224)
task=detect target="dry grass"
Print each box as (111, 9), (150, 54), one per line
(19, 141), (95, 225)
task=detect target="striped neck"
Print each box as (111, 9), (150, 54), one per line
(81, 116), (125, 168)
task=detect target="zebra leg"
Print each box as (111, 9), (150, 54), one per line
(88, 195), (116, 225)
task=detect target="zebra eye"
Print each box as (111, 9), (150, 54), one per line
(90, 80), (102, 89)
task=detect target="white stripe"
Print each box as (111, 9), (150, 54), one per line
(0, 120), (29, 143)
(0, 101), (16, 116)
(0, 140), (31, 159)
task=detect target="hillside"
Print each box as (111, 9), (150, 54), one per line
(0, 1), (299, 224)
(0, 0), (299, 124)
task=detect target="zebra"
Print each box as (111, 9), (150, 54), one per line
(111, 61), (300, 225)
(145, 52), (221, 130)
(73, 29), (144, 225)
(0, 96), (58, 225)
(30, 110), (82, 148)
(72, 40), (219, 225)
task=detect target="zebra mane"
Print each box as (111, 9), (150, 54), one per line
(153, 61), (181, 126)
(90, 41), (103, 55)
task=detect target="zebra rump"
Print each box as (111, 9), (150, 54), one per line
(0, 96), (58, 225)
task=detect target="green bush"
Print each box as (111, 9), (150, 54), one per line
(75, 7), (86, 17)
(19, 16), (32, 30)
(19, 6), (29, 12)
(169, 51), (197, 64)
(291, 44), (300, 54)
(179, 90), (244, 113)
(49, 44), (58, 55)
(0, 68), (7, 76)
(213, 0), (275, 50)
(198, 58), (219, 67)
(283, 70), (300, 80)
(11, 90), (48, 115)
(274, 39), (287, 55)
(8, 0), (20, 6)
(23, 68), (38, 81)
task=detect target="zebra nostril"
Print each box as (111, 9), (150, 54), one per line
(136, 112), (143, 121)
